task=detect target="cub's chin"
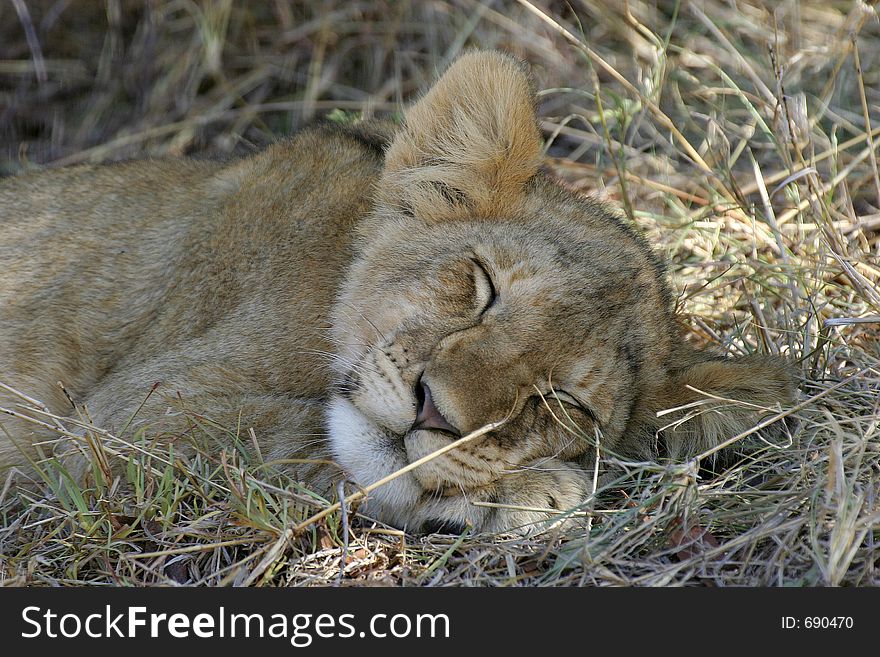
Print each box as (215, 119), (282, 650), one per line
(326, 394), (425, 530)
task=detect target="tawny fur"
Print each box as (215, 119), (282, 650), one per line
(0, 51), (796, 533)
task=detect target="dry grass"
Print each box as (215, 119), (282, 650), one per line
(1, 0), (879, 586)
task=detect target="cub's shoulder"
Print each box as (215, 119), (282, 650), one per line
(217, 119), (396, 201)
(264, 119), (396, 168)
(312, 118), (397, 158)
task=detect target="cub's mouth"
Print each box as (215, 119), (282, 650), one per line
(331, 374), (519, 500)
(326, 391), (588, 535)
(326, 393), (460, 531)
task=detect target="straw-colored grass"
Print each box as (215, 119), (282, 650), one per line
(1, 0), (878, 586)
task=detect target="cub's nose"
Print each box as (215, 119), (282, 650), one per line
(412, 379), (461, 437)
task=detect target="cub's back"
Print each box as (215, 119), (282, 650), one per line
(1, 159), (227, 408)
(0, 123), (389, 467)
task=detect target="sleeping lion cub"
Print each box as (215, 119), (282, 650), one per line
(0, 51), (794, 534)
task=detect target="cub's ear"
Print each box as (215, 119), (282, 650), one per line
(379, 50), (543, 221)
(650, 353), (797, 461)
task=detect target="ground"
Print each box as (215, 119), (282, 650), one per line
(0, 0), (878, 586)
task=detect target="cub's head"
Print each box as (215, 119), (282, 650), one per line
(328, 52), (795, 533)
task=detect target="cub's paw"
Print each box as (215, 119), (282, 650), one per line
(416, 459), (593, 536)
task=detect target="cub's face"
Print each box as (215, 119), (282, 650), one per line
(330, 201), (671, 531)
(327, 52), (795, 533)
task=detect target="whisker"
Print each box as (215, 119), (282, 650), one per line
(332, 300), (390, 345)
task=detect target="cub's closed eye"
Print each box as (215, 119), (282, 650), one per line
(471, 258), (497, 315)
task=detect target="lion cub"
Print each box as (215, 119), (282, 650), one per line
(0, 51), (794, 533)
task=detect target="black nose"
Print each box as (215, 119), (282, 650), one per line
(412, 379), (461, 437)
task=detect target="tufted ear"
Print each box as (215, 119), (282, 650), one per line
(644, 353), (797, 461)
(379, 50), (543, 222)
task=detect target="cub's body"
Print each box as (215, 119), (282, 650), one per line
(0, 127), (386, 492)
(0, 53), (794, 533)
